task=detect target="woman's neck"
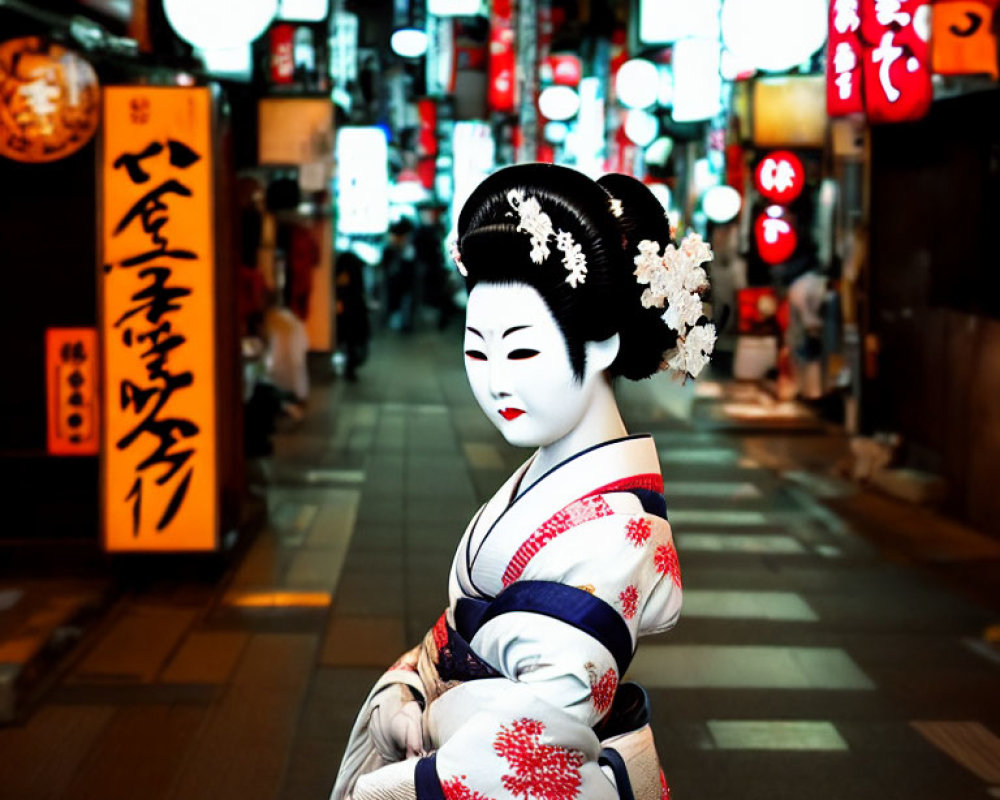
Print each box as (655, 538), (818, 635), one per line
(519, 378), (627, 493)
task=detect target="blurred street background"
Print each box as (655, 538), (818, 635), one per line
(1, 0), (1000, 798)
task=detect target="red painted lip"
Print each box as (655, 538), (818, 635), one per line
(499, 408), (525, 421)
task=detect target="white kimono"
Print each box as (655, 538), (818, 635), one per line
(332, 434), (682, 800)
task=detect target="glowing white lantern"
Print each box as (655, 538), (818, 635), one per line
(615, 58), (659, 109)
(391, 28), (428, 58)
(199, 45), (253, 78)
(164, 0), (278, 49)
(639, 0), (721, 44)
(538, 85), (580, 121)
(644, 136), (674, 167)
(702, 185), (742, 223)
(721, 0), (827, 74)
(623, 108), (659, 147)
(671, 37), (722, 122)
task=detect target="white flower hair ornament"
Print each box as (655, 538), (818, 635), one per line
(634, 232), (717, 379)
(506, 189), (588, 288)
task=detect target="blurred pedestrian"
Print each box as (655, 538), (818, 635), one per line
(335, 250), (371, 381)
(381, 218), (417, 332)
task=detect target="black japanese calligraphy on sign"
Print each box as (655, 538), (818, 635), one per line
(108, 137), (202, 535)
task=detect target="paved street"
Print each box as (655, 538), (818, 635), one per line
(2, 329), (1000, 800)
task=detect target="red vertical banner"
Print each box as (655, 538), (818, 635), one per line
(859, 0), (932, 123)
(827, 0), (865, 115)
(488, 0), (516, 112)
(46, 328), (99, 456)
(270, 23), (296, 85)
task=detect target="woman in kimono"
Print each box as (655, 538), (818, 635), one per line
(331, 164), (716, 800)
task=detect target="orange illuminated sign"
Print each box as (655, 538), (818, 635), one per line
(46, 328), (99, 455)
(100, 86), (218, 552)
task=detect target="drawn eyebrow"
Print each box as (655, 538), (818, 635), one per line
(466, 326), (484, 339)
(502, 325), (531, 338)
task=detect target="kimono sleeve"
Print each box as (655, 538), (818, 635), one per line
(469, 498), (682, 729)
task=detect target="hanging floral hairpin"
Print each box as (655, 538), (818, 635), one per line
(506, 189), (588, 288)
(634, 232), (717, 378)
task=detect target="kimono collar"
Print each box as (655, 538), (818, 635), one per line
(467, 434), (660, 596)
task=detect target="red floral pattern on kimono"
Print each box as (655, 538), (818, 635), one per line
(623, 517), (652, 547)
(586, 664), (618, 716)
(442, 776), (497, 800)
(618, 584), (639, 620)
(493, 718), (585, 800)
(653, 543), (682, 589)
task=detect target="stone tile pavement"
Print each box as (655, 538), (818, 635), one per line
(1, 329), (1000, 799)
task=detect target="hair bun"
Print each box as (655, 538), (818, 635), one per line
(595, 174), (680, 380)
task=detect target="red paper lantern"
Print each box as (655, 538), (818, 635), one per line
(754, 151), (805, 204)
(858, 0), (932, 124)
(755, 206), (798, 265)
(0, 37), (100, 163)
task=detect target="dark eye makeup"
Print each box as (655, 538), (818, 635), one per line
(464, 349), (487, 361)
(508, 349), (540, 360)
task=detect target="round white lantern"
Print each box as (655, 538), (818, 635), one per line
(615, 58), (659, 109)
(644, 136), (674, 167)
(702, 185), (742, 223)
(391, 28), (428, 58)
(163, 0), (278, 50)
(623, 108), (659, 147)
(538, 85), (580, 121)
(721, 0), (827, 74)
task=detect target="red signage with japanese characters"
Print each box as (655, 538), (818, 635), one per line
(46, 328), (99, 456)
(827, 0), (865, 115)
(754, 151), (805, 204)
(827, 0), (932, 123)
(100, 86), (219, 552)
(755, 206), (798, 265)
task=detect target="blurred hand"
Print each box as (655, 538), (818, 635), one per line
(370, 684), (425, 760)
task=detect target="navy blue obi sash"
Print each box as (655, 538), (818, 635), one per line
(415, 754), (445, 800)
(454, 580), (635, 678)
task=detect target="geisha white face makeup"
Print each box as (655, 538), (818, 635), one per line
(463, 283), (618, 450)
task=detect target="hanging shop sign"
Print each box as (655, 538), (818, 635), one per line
(827, 0), (932, 123)
(270, 23), (296, 84)
(755, 150), (805, 204)
(827, 0), (865, 114)
(335, 126), (389, 235)
(755, 205), (798, 264)
(487, 0), (516, 112)
(100, 86), (219, 552)
(46, 328), (99, 456)
(930, 1), (999, 79)
(0, 37), (100, 164)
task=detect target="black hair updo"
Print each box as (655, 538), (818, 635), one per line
(455, 163), (678, 381)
